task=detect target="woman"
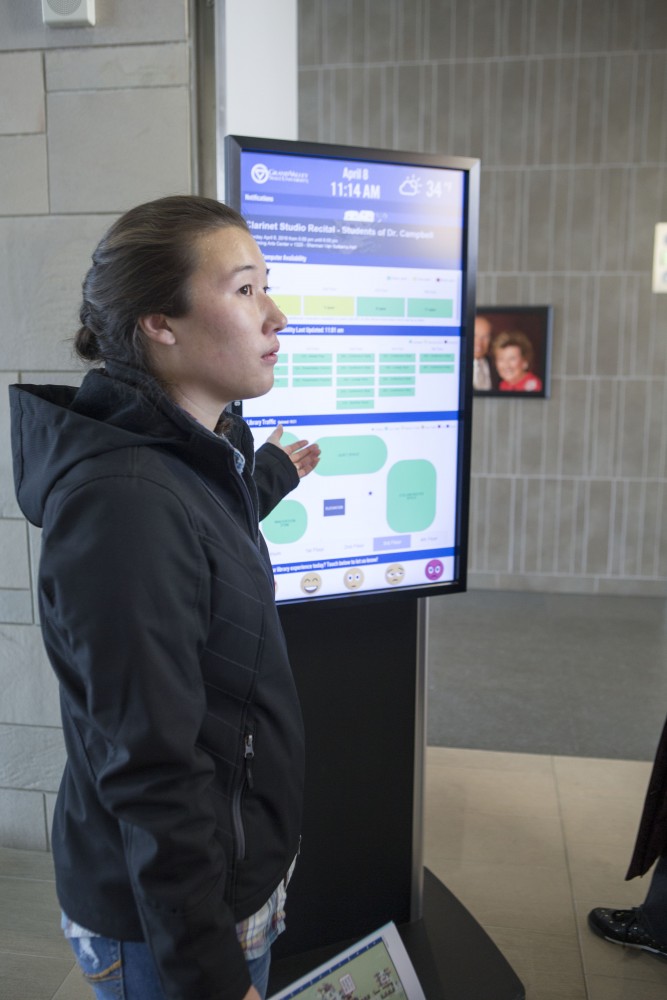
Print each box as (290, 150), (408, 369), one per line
(9, 196), (319, 1000)
(493, 330), (543, 393)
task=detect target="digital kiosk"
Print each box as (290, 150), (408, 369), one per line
(225, 136), (524, 1000)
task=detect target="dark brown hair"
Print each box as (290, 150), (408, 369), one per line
(493, 329), (534, 369)
(74, 195), (249, 371)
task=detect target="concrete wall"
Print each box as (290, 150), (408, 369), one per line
(0, 0), (192, 849)
(298, 0), (667, 597)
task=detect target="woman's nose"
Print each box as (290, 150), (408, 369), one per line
(267, 296), (287, 330)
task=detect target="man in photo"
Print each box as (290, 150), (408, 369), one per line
(473, 313), (498, 391)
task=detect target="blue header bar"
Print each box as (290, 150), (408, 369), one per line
(245, 410), (461, 427)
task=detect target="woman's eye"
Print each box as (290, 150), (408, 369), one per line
(239, 284), (252, 295)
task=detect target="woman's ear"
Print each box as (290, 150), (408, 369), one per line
(138, 314), (176, 346)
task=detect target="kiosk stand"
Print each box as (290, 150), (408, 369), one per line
(270, 596), (524, 1000)
(222, 131), (523, 998)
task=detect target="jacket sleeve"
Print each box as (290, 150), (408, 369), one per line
(40, 471), (251, 1000)
(253, 442), (300, 521)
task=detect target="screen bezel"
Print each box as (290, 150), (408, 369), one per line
(224, 134), (479, 605)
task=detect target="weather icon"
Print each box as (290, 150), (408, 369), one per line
(399, 174), (422, 196)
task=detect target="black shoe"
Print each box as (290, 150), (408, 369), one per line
(588, 907), (667, 958)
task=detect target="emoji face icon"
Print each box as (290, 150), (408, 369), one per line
(385, 563), (405, 586)
(424, 559), (444, 582)
(300, 572), (322, 596)
(343, 569), (364, 591)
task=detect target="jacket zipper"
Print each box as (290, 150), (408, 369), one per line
(232, 729), (255, 861)
(244, 732), (255, 790)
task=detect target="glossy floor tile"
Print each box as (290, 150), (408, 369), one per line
(424, 747), (667, 999)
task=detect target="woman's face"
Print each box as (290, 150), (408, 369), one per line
(495, 345), (527, 385)
(160, 226), (286, 425)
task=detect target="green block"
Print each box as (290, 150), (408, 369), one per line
(379, 364), (416, 375)
(387, 459), (436, 532)
(336, 399), (375, 410)
(316, 435), (388, 474)
(293, 365), (332, 376)
(261, 499), (308, 544)
(337, 364), (375, 375)
(357, 297), (405, 318)
(336, 388), (375, 398)
(407, 299), (454, 318)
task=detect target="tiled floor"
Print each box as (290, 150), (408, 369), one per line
(424, 747), (667, 1000)
(4, 749), (667, 999)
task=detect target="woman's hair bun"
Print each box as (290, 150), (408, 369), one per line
(74, 324), (101, 362)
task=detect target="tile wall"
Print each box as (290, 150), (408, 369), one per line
(297, 0), (667, 596)
(0, 0), (192, 848)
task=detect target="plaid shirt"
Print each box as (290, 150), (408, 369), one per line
(235, 855), (297, 959)
(63, 856), (298, 961)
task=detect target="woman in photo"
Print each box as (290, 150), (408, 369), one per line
(493, 329), (543, 393)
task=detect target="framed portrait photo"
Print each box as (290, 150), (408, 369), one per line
(473, 305), (553, 399)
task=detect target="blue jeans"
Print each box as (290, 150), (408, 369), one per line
(67, 934), (272, 1000)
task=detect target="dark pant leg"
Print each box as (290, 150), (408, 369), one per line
(641, 855), (667, 940)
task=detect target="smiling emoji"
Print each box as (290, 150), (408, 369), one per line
(300, 572), (322, 596)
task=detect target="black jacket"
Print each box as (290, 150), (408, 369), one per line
(627, 715), (667, 880)
(9, 365), (304, 1000)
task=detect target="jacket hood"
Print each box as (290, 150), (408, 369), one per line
(9, 364), (253, 527)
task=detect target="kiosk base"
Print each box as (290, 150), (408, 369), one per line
(268, 867), (525, 1000)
